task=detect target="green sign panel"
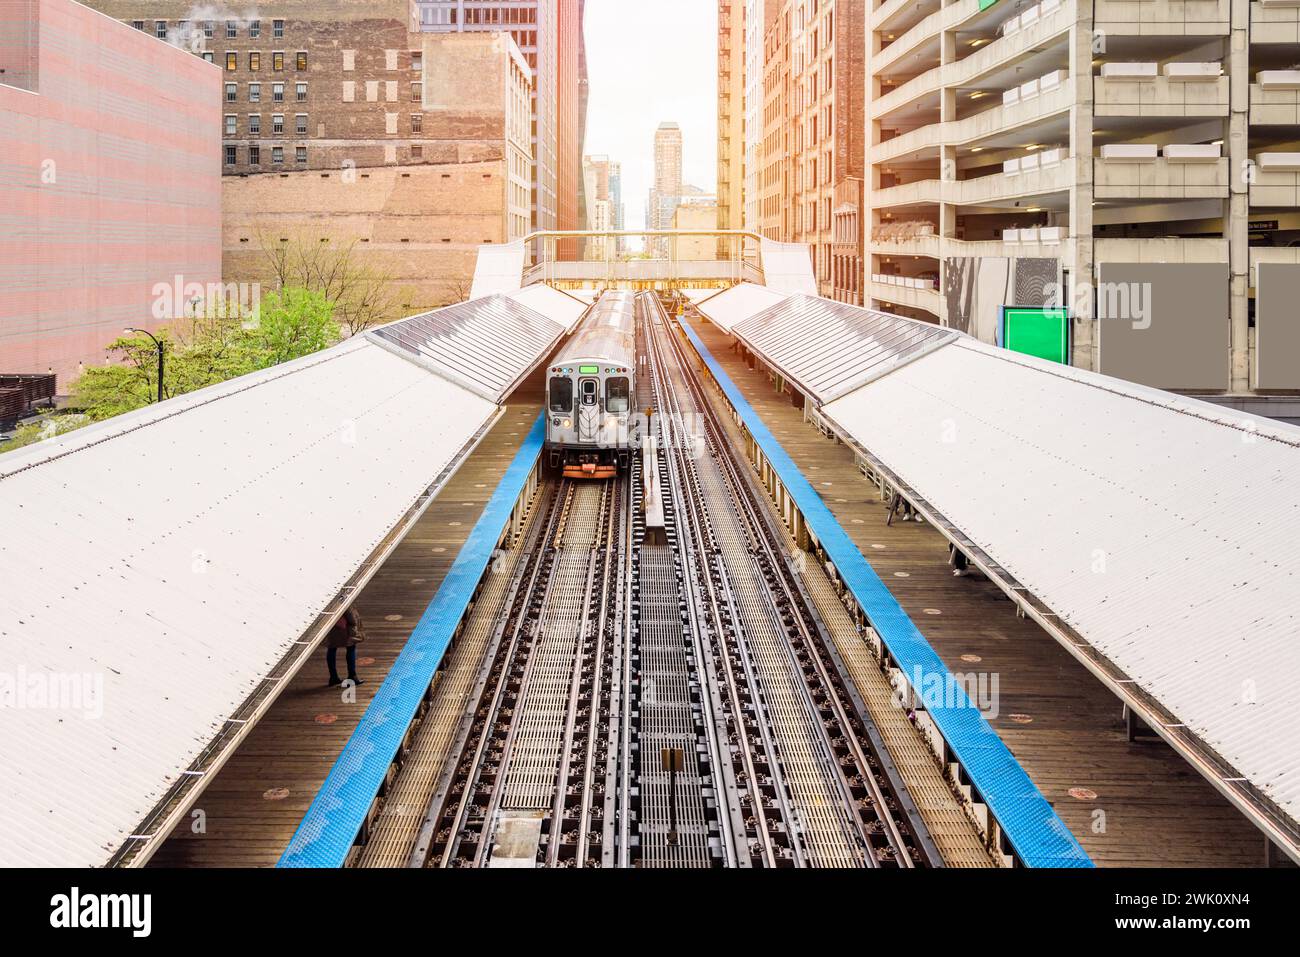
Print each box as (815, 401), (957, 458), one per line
(1002, 306), (1070, 365)
(978, 0), (1000, 9)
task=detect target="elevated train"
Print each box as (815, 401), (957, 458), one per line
(545, 292), (640, 479)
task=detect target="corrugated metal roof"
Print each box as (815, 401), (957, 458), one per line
(822, 337), (1300, 839)
(469, 239), (527, 298)
(0, 338), (499, 866)
(759, 238), (819, 295)
(733, 294), (957, 404)
(369, 293), (566, 403)
(696, 282), (789, 332)
(505, 283), (589, 331)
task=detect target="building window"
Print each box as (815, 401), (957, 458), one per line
(296, 82), (308, 101)
(249, 51), (260, 70)
(225, 145), (237, 166)
(411, 113), (422, 133)
(296, 51), (307, 70)
(203, 20), (214, 38)
(296, 146), (307, 164)
(295, 114), (307, 135)
(273, 19), (284, 39)
(250, 19), (260, 38)
(411, 82), (422, 101)
(411, 145), (423, 160)
(272, 114), (284, 134)
(248, 114), (261, 135)
(203, 51), (214, 63)
(226, 20), (236, 39)
(225, 83), (237, 102)
(225, 114), (237, 136)
(271, 146), (284, 164)
(132, 20), (143, 31)
(249, 145), (260, 165)
(249, 82), (260, 102)
(155, 21), (167, 40)
(272, 83), (284, 102)
(225, 52), (237, 71)
(272, 51), (284, 71)
(411, 51), (422, 72)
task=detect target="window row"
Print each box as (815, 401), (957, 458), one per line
(224, 114), (309, 136)
(225, 82), (308, 103)
(225, 145), (306, 166)
(225, 51), (308, 72)
(134, 19), (285, 39)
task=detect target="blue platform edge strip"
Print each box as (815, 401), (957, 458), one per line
(278, 414), (546, 868)
(680, 319), (1092, 868)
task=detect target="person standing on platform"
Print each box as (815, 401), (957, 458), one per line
(326, 607), (365, 687)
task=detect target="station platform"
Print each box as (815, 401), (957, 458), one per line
(148, 378), (545, 867)
(685, 314), (1263, 867)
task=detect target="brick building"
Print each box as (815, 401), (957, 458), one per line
(0, 0), (221, 388)
(223, 31), (534, 311)
(88, 0), (537, 311)
(756, 0), (863, 300)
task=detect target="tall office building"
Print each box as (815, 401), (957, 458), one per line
(609, 159), (624, 250)
(863, 0), (1300, 398)
(753, 0), (863, 300)
(717, 0), (744, 236)
(555, 0), (588, 258)
(742, 0), (777, 232)
(655, 121), (684, 199)
(649, 121), (685, 256)
(583, 154), (624, 256)
(417, 0), (568, 234)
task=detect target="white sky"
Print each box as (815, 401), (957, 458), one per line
(581, 0), (718, 232)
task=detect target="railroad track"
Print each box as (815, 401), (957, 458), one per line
(639, 292), (932, 867)
(404, 474), (629, 867)
(350, 291), (947, 869)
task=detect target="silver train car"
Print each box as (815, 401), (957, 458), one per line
(545, 291), (639, 479)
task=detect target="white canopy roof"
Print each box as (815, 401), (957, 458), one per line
(821, 334), (1300, 853)
(0, 289), (576, 866)
(696, 282), (789, 332)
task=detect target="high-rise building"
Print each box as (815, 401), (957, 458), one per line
(0, 0), (221, 388)
(417, 0), (562, 234)
(742, 0), (777, 233)
(863, 0), (1300, 397)
(556, 0), (587, 258)
(583, 154), (625, 256)
(654, 121), (684, 199)
(649, 121), (685, 256)
(717, 0), (744, 238)
(754, 0), (863, 300)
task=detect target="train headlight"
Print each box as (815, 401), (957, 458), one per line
(562, 419), (572, 429)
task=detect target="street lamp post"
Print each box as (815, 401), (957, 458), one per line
(124, 328), (165, 404)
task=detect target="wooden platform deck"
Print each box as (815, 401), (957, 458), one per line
(148, 385), (544, 868)
(689, 316), (1263, 868)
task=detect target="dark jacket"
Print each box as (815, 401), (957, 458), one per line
(327, 609), (362, 649)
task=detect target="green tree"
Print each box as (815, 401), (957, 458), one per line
(2, 286), (340, 455)
(250, 287), (339, 368)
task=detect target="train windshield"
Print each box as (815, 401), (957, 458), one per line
(549, 376), (573, 413)
(606, 377), (630, 414)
